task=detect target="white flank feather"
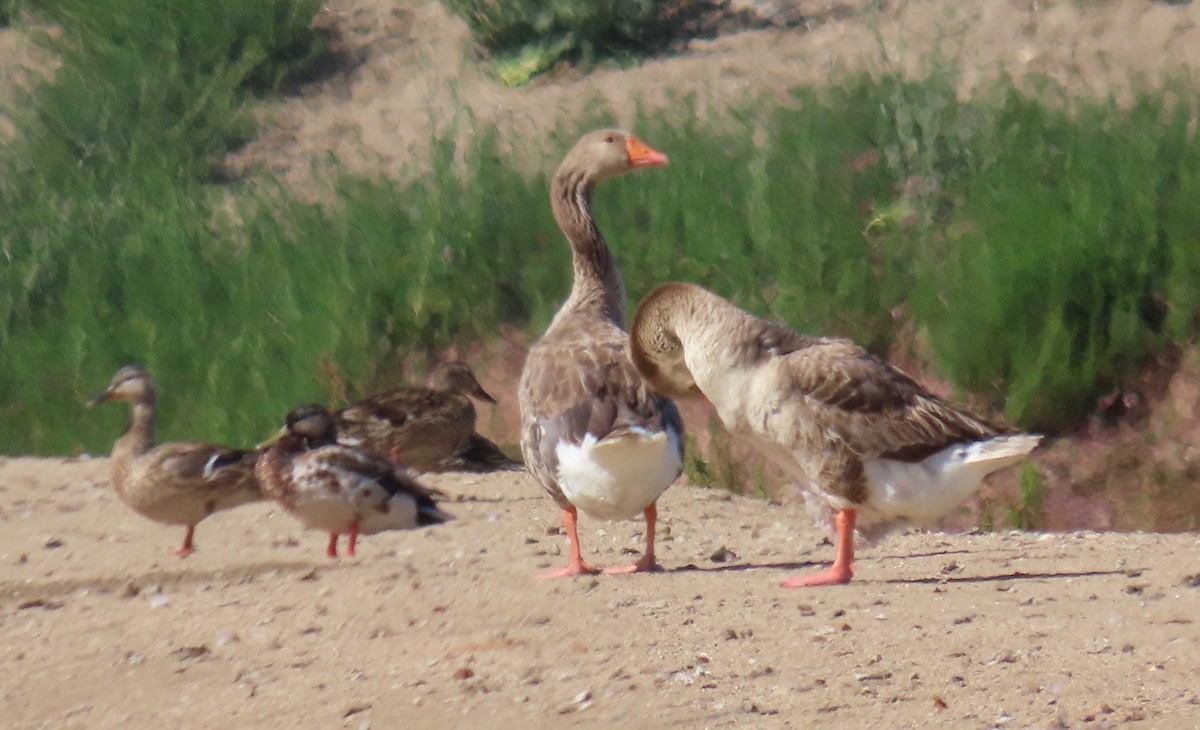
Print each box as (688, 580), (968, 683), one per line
(556, 427), (682, 521)
(863, 433), (1043, 525)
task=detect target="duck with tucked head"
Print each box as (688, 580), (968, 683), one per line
(256, 404), (453, 558)
(87, 365), (264, 557)
(335, 361), (521, 474)
(519, 129), (685, 579)
(630, 282), (1041, 587)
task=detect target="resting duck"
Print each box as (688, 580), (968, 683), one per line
(336, 361), (522, 473)
(86, 365), (263, 557)
(256, 404), (453, 558)
(519, 129), (685, 579)
(629, 282), (1042, 587)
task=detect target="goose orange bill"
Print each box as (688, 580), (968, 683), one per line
(626, 136), (669, 168)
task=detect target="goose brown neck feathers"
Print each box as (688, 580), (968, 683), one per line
(551, 167), (627, 327)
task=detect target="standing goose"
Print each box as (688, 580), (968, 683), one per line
(629, 283), (1041, 587)
(256, 404), (453, 558)
(86, 365), (263, 557)
(519, 129), (685, 579)
(335, 361), (522, 473)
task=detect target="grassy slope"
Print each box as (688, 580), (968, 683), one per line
(3, 1), (1200, 530)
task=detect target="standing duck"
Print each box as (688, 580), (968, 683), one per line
(336, 362), (522, 473)
(519, 129), (685, 579)
(629, 282), (1041, 587)
(86, 365), (263, 557)
(256, 404), (452, 558)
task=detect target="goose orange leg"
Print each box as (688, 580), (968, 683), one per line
(782, 508), (857, 588)
(605, 503), (663, 575)
(347, 523), (359, 557)
(175, 525), (197, 558)
(536, 506), (600, 580)
(326, 533), (340, 559)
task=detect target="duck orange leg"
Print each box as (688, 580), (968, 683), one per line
(536, 506), (600, 580)
(782, 508), (857, 588)
(175, 525), (196, 558)
(326, 532), (340, 559)
(347, 523), (359, 557)
(605, 503), (663, 574)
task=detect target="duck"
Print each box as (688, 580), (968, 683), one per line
(256, 404), (453, 558)
(335, 361), (522, 474)
(86, 365), (263, 557)
(518, 129), (685, 579)
(629, 282), (1042, 587)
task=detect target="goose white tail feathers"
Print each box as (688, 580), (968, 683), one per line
(864, 433), (1043, 529)
(556, 428), (683, 521)
(958, 433), (1043, 470)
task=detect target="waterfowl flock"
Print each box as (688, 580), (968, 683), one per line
(87, 128), (1040, 586)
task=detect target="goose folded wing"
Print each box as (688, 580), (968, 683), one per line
(526, 337), (680, 481)
(781, 337), (1004, 462)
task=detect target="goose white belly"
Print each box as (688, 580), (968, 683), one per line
(555, 427), (682, 521)
(859, 434), (1041, 526)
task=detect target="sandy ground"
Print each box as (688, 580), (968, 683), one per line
(5, 2), (1200, 728)
(3, 456), (1199, 729)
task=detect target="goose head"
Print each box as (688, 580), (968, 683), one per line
(87, 364), (156, 407)
(426, 362), (497, 404)
(558, 129), (669, 186)
(629, 283), (706, 401)
(285, 404), (339, 450)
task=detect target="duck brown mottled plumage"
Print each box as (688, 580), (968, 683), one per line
(335, 362), (522, 474)
(87, 365), (264, 557)
(630, 282), (1041, 587)
(518, 129), (685, 579)
(256, 404), (453, 558)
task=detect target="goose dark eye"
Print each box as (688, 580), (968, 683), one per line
(604, 134), (615, 144)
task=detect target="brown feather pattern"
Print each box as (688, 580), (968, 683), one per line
(334, 362), (521, 473)
(88, 365), (263, 543)
(631, 283), (1016, 505)
(519, 130), (684, 512)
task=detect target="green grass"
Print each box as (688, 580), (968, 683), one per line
(441, 0), (701, 85)
(3, 1), (1200, 458)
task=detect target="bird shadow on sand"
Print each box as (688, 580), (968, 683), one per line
(882, 568), (1139, 585)
(0, 558), (360, 604)
(668, 560), (825, 574)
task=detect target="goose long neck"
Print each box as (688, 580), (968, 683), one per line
(551, 168), (626, 328)
(111, 396), (156, 491)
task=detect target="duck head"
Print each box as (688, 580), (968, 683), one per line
(285, 404), (339, 450)
(87, 365), (156, 407)
(427, 362), (497, 404)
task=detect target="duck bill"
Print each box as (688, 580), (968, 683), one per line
(255, 425), (289, 450)
(85, 390), (113, 408)
(471, 384), (498, 405)
(626, 136), (669, 169)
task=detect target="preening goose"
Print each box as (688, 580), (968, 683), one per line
(519, 129), (685, 579)
(86, 365), (263, 557)
(256, 404), (453, 558)
(630, 282), (1041, 587)
(335, 361), (521, 473)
